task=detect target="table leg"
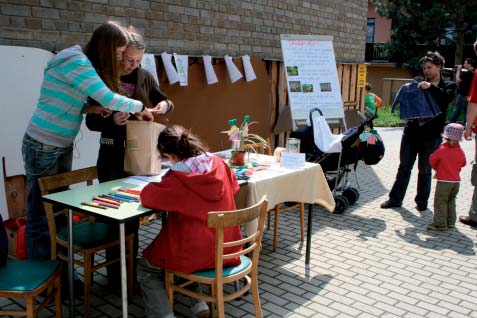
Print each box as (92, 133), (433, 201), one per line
(119, 223), (128, 318)
(68, 209), (74, 317)
(305, 203), (313, 265)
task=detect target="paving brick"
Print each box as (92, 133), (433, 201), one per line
(2, 127), (477, 318)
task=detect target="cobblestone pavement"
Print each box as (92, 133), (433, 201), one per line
(2, 127), (477, 317)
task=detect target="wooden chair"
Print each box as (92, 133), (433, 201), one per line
(242, 142), (305, 252)
(165, 196), (269, 318)
(0, 259), (62, 318)
(2, 156), (27, 220)
(38, 167), (135, 317)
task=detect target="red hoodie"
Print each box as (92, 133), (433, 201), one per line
(140, 155), (242, 274)
(429, 142), (466, 182)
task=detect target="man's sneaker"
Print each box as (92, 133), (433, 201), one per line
(191, 301), (210, 318)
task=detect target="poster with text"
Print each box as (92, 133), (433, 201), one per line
(280, 35), (344, 124)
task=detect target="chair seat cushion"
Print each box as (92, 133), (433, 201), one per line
(0, 259), (60, 292)
(193, 255), (251, 278)
(58, 222), (115, 248)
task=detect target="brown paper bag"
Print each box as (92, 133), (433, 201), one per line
(124, 121), (165, 176)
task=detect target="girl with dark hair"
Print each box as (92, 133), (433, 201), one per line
(138, 125), (242, 318)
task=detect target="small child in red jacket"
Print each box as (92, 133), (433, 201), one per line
(428, 123), (466, 231)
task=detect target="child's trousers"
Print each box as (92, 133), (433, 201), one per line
(433, 181), (460, 228)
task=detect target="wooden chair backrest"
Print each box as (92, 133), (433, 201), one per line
(37, 167), (98, 260)
(207, 196), (268, 278)
(2, 157), (27, 219)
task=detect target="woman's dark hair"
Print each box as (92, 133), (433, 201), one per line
(84, 21), (128, 93)
(157, 125), (208, 160)
(419, 51), (445, 67)
(365, 83), (373, 91)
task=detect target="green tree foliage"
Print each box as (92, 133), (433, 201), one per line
(371, 0), (477, 75)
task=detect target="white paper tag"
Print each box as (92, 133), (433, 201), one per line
(242, 55), (256, 82)
(280, 152), (306, 169)
(224, 55), (243, 83)
(203, 55), (218, 85)
(173, 53), (188, 86)
(140, 54), (159, 85)
(160, 52), (180, 85)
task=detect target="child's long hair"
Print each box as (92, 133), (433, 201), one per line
(158, 125), (208, 161)
(84, 21), (127, 93)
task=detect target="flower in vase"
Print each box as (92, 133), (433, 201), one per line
(223, 115), (268, 152)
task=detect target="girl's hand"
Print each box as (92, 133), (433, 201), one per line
(151, 101), (169, 115)
(113, 112), (130, 126)
(150, 100), (174, 115)
(135, 108), (154, 121)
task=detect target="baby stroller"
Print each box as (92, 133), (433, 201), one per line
(290, 108), (375, 213)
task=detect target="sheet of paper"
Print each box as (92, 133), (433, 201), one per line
(224, 55), (243, 83)
(160, 52), (180, 85)
(141, 53), (159, 85)
(122, 172), (167, 187)
(174, 53), (188, 86)
(203, 55), (218, 85)
(242, 55), (256, 82)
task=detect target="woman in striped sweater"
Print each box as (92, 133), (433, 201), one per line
(22, 21), (157, 259)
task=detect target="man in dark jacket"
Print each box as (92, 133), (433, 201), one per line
(448, 57), (475, 125)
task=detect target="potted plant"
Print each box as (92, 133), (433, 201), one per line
(223, 115), (269, 166)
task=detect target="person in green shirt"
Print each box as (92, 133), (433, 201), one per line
(364, 83), (382, 119)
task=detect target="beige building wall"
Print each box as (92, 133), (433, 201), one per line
(367, 1), (391, 43)
(0, 0), (367, 62)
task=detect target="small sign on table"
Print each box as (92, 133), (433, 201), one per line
(280, 152), (306, 169)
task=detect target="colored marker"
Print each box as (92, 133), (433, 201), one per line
(117, 190), (140, 199)
(93, 200), (119, 209)
(113, 192), (139, 200)
(93, 196), (120, 206)
(81, 202), (106, 209)
(100, 194), (121, 203)
(108, 193), (137, 202)
(122, 189), (141, 195)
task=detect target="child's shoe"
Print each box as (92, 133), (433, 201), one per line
(427, 224), (448, 231)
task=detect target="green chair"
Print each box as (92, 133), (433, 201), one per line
(0, 259), (62, 318)
(38, 167), (135, 317)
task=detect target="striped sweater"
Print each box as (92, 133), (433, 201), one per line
(26, 45), (143, 147)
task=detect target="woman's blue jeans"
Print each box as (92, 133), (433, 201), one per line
(21, 133), (72, 259)
(388, 132), (441, 209)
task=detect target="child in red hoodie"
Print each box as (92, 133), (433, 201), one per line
(428, 123), (466, 230)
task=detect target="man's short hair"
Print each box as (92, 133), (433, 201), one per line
(465, 58), (476, 68)
(419, 51), (445, 66)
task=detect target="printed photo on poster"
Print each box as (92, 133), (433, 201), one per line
(289, 81), (302, 92)
(320, 82), (332, 92)
(286, 66), (299, 76)
(302, 84), (314, 93)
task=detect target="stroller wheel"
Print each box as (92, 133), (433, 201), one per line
(343, 188), (359, 205)
(334, 195), (349, 214)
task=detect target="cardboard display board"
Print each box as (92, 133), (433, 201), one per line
(157, 56), (271, 152)
(280, 35), (345, 129)
(0, 46), (101, 220)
